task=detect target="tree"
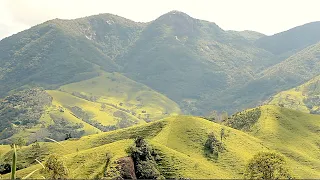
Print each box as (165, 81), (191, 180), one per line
(127, 137), (161, 179)
(44, 154), (68, 179)
(14, 137), (26, 148)
(244, 152), (291, 179)
(204, 132), (224, 159)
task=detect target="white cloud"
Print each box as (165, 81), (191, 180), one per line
(1, 0), (320, 39)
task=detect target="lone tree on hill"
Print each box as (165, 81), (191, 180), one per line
(244, 152), (291, 179)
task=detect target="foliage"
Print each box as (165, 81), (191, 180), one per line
(204, 132), (224, 159)
(44, 154), (68, 179)
(225, 108), (261, 131)
(244, 152), (291, 179)
(127, 137), (162, 179)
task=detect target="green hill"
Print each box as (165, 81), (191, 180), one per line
(0, 105), (318, 179)
(269, 75), (320, 113)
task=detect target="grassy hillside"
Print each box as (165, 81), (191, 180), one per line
(250, 105), (320, 177)
(269, 75), (320, 113)
(1, 106), (319, 179)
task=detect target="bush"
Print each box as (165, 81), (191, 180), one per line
(127, 137), (161, 179)
(204, 132), (224, 159)
(244, 152), (291, 179)
(43, 154), (68, 179)
(225, 108), (261, 131)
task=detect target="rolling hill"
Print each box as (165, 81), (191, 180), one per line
(0, 105), (318, 179)
(0, 72), (180, 144)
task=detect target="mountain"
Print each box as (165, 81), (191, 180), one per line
(255, 21), (320, 55)
(117, 11), (279, 114)
(220, 41), (320, 112)
(269, 75), (320, 113)
(0, 105), (319, 179)
(0, 13), (144, 96)
(0, 10), (320, 116)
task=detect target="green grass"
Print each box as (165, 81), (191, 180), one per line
(2, 106), (319, 179)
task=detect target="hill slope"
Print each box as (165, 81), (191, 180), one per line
(269, 75), (320, 113)
(222, 42), (320, 112)
(1, 106), (319, 179)
(0, 72), (180, 143)
(117, 11), (277, 114)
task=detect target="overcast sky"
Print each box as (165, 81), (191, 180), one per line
(1, 0), (320, 40)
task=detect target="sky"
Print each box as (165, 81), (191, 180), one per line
(1, 0), (320, 40)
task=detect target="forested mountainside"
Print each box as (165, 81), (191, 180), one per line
(1, 10), (320, 115)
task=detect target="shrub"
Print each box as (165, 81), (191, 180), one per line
(43, 154), (68, 179)
(204, 132), (224, 159)
(127, 137), (161, 179)
(244, 152), (291, 179)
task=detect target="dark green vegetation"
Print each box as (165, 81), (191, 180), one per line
(127, 137), (162, 179)
(0, 11), (320, 116)
(225, 107), (261, 131)
(244, 152), (291, 179)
